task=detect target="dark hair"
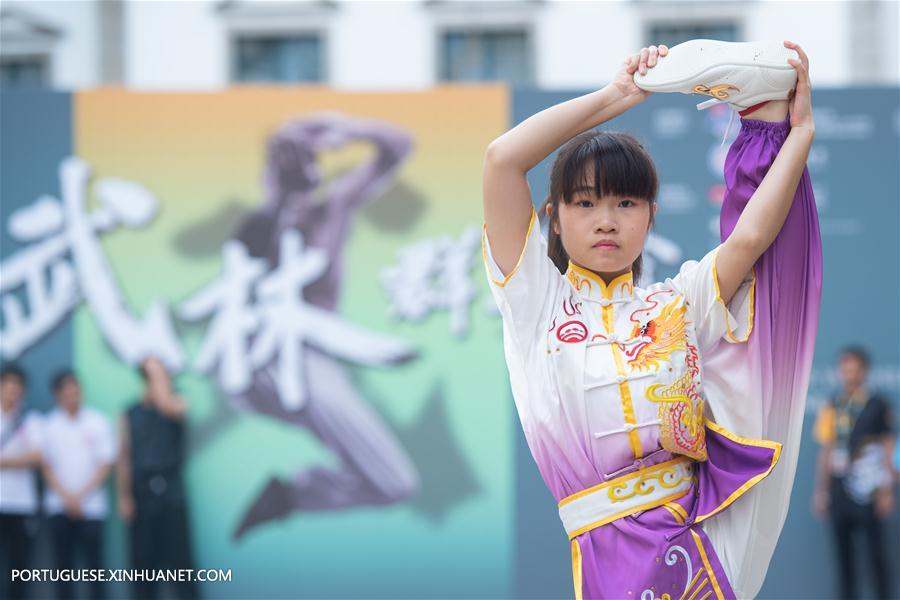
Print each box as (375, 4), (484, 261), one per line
(838, 345), (870, 370)
(0, 364), (27, 386)
(539, 129), (658, 282)
(50, 369), (78, 393)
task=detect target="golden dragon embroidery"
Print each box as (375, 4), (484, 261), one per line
(627, 296), (708, 461)
(646, 349), (708, 462)
(626, 298), (687, 371)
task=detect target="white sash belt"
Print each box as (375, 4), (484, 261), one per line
(558, 456), (695, 539)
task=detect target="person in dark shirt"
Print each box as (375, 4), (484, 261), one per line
(118, 356), (199, 599)
(812, 346), (897, 599)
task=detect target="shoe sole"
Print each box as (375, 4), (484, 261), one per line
(634, 39), (798, 91)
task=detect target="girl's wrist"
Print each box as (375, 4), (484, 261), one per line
(602, 85), (647, 114)
(601, 81), (622, 95)
(602, 83), (635, 103)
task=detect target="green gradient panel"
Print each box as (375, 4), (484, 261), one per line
(73, 86), (514, 598)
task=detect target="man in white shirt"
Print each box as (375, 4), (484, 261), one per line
(0, 364), (43, 600)
(42, 370), (117, 600)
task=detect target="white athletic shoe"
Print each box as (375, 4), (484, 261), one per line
(633, 39), (799, 111)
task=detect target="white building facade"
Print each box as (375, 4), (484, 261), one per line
(1, 0), (898, 90)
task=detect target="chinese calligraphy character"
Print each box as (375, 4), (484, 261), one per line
(178, 241), (266, 395)
(380, 225), (481, 337)
(1, 157), (184, 369)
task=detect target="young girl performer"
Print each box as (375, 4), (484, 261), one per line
(481, 40), (820, 599)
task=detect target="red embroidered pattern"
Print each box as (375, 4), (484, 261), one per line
(557, 320), (588, 343)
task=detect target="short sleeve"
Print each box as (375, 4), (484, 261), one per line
(482, 206), (562, 344)
(670, 243), (756, 353)
(21, 413), (44, 452)
(92, 412), (118, 465)
(812, 403), (837, 445)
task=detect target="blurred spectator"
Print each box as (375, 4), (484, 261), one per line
(895, 434), (900, 482)
(41, 370), (116, 600)
(118, 356), (198, 599)
(0, 364), (42, 600)
(811, 346), (897, 599)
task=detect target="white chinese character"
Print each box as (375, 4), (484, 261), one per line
(178, 242), (266, 395)
(246, 229), (327, 410)
(182, 229), (417, 411)
(1, 157), (184, 370)
(380, 225), (481, 337)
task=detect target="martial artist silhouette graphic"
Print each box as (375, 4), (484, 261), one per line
(230, 111), (420, 540)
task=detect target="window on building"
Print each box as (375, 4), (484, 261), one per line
(0, 55), (48, 88)
(440, 29), (532, 85)
(647, 23), (738, 48)
(233, 34), (323, 83)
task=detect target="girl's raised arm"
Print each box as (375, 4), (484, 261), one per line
(482, 45), (668, 277)
(715, 40), (815, 305)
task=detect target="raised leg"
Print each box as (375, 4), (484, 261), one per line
(744, 99), (789, 122)
(700, 106), (824, 598)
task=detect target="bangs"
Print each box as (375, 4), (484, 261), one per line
(558, 133), (657, 204)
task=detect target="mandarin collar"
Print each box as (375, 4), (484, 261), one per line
(565, 261), (635, 304)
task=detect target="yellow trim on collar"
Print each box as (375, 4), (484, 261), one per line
(566, 261), (634, 300)
(481, 206), (538, 288)
(711, 246), (756, 343)
(693, 419), (783, 523)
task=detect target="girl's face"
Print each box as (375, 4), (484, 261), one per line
(550, 188), (656, 282)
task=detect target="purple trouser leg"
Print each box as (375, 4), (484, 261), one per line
(706, 112), (823, 598)
(721, 114), (823, 451)
(574, 113), (822, 600)
(722, 113), (823, 457)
